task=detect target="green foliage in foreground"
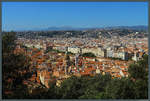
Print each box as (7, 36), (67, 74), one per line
(2, 31), (17, 54)
(2, 32), (32, 99)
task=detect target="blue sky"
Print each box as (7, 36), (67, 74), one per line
(2, 2), (148, 31)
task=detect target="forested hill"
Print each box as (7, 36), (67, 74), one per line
(12, 28), (148, 39)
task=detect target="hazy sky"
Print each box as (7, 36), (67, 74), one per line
(2, 2), (148, 31)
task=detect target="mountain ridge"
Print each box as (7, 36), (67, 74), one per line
(45, 25), (148, 31)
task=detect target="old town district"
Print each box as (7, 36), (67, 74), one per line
(13, 37), (148, 91)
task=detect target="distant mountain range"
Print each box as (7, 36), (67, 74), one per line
(103, 25), (148, 31)
(6, 25), (147, 32)
(45, 25), (148, 31)
(46, 26), (92, 31)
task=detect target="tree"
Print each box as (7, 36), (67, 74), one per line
(58, 76), (82, 99)
(128, 54), (148, 81)
(105, 78), (136, 99)
(57, 74), (112, 99)
(82, 52), (96, 57)
(2, 31), (17, 54)
(128, 54), (148, 99)
(66, 54), (71, 67)
(79, 74), (112, 99)
(2, 32), (32, 99)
